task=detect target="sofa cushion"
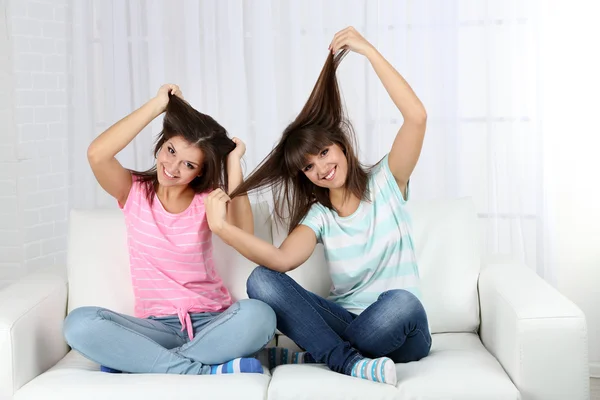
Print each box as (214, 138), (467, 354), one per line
(67, 209), (133, 315)
(213, 201), (273, 301)
(267, 333), (519, 400)
(66, 202), (273, 314)
(271, 218), (332, 298)
(405, 198), (481, 333)
(14, 351), (271, 400)
(272, 197), (481, 334)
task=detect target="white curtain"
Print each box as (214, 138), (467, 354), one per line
(68, 0), (548, 277)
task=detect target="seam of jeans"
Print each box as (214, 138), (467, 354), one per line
(89, 309), (192, 369)
(176, 303), (240, 356)
(100, 309), (182, 337)
(99, 309), (187, 346)
(278, 273), (354, 331)
(253, 329), (277, 357)
(262, 270), (354, 329)
(273, 272), (352, 355)
(413, 328), (432, 348)
(314, 302), (353, 328)
(344, 353), (363, 375)
(385, 328), (432, 361)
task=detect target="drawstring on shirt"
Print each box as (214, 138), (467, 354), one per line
(177, 308), (194, 340)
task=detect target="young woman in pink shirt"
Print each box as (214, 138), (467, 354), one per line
(63, 84), (276, 375)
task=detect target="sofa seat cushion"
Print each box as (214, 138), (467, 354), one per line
(15, 351), (271, 400)
(267, 333), (519, 400)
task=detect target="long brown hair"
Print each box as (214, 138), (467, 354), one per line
(132, 94), (236, 203)
(230, 50), (370, 233)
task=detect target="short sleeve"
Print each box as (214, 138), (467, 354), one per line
(119, 176), (144, 213)
(299, 204), (325, 243)
(373, 154), (410, 204)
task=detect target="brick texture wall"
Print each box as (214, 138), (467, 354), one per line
(0, 0), (70, 284)
(0, 0), (20, 286)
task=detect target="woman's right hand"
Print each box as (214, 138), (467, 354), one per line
(205, 188), (231, 235)
(153, 84), (183, 113)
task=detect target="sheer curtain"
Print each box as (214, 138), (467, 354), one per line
(68, 0), (547, 277)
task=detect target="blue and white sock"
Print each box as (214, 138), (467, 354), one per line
(350, 357), (397, 386)
(256, 347), (310, 369)
(209, 358), (264, 374)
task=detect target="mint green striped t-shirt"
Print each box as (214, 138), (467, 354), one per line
(300, 153), (421, 313)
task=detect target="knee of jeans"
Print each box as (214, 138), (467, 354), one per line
(380, 289), (426, 319)
(63, 306), (102, 349)
(237, 299), (277, 339)
(246, 265), (281, 303)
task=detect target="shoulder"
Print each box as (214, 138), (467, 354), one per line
(370, 154), (392, 178)
(189, 190), (211, 221)
(306, 201), (327, 217)
(299, 202), (329, 241)
(120, 176), (151, 211)
(369, 154), (409, 203)
(194, 190), (211, 203)
(304, 201), (336, 225)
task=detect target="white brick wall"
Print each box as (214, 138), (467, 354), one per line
(0, 1), (22, 284)
(0, 0), (70, 283)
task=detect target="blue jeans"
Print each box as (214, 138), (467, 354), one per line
(63, 299), (276, 374)
(246, 266), (431, 375)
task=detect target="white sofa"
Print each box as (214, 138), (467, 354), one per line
(0, 198), (590, 400)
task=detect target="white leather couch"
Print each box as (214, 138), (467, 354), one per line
(0, 198), (590, 400)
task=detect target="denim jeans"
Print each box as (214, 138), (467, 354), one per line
(63, 299), (276, 374)
(246, 266), (431, 375)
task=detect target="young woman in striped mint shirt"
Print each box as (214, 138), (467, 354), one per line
(63, 84), (276, 375)
(205, 27), (431, 386)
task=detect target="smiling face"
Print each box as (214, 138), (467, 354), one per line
(155, 135), (205, 187)
(301, 143), (348, 190)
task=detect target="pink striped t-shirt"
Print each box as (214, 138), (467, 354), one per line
(120, 178), (232, 340)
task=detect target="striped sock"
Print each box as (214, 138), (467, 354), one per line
(256, 347), (310, 369)
(350, 357), (397, 386)
(209, 358), (264, 374)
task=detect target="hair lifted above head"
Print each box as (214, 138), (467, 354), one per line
(132, 94), (236, 203)
(230, 50), (370, 233)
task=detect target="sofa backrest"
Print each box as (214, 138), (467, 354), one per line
(67, 198), (481, 334)
(271, 197), (482, 334)
(66, 202), (273, 314)
(406, 197), (481, 333)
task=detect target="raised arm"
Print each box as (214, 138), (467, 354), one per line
(330, 27), (427, 197)
(225, 138), (254, 234)
(87, 84), (183, 205)
(205, 189), (317, 272)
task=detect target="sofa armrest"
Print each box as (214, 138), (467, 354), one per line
(479, 263), (589, 400)
(0, 265), (69, 398)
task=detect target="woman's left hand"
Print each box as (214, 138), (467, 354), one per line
(229, 137), (246, 160)
(329, 26), (375, 56)
(204, 189), (231, 234)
